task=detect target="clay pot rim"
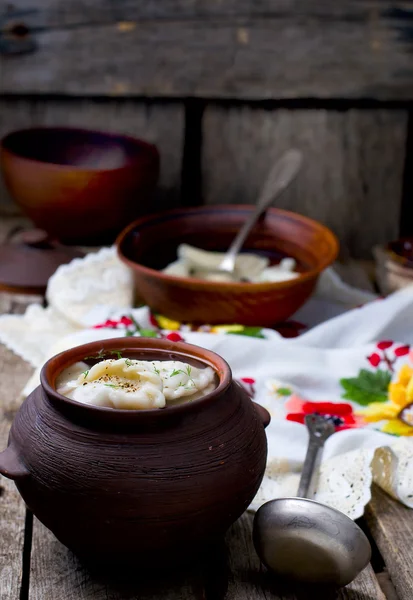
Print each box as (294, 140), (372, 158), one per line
(116, 205), (339, 290)
(0, 126), (159, 174)
(40, 337), (232, 419)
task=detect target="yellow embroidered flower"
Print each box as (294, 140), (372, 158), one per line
(382, 420), (413, 436)
(357, 363), (413, 436)
(398, 364), (413, 387)
(210, 324), (244, 334)
(156, 315), (181, 331)
(360, 402), (399, 422)
(388, 383), (407, 406)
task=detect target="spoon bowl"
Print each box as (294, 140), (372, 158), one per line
(253, 497), (371, 587)
(252, 414), (372, 588)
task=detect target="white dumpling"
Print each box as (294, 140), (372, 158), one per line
(162, 243), (298, 283)
(162, 259), (189, 277)
(55, 361), (89, 397)
(150, 360), (216, 401)
(176, 244), (268, 280)
(57, 358), (165, 409)
(56, 358), (216, 410)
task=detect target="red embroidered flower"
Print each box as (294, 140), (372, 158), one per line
(394, 345), (410, 357)
(165, 332), (184, 342)
(377, 341), (393, 350)
(285, 396), (364, 431)
(367, 353), (381, 367)
(149, 313), (160, 328)
(368, 341), (411, 372)
(93, 319), (120, 329)
(240, 377), (256, 385)
(119, 316), (133, 326)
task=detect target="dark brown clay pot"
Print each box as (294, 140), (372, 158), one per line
(0, 338), (269, 567)
(0, 127), (160, 245)
(116, 205), (339, 326)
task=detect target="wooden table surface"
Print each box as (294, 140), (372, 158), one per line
(0, 220), (411, 600)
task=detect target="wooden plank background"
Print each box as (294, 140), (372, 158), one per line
(2, 1), (413, 99)
(1, 0), (413, 258)
(202, 106), (407, 258)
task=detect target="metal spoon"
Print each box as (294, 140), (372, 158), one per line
(189, 149), (302, 281)
(253, 414), (372, 588)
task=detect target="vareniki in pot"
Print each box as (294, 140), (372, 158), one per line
(0, 338), (269, 566)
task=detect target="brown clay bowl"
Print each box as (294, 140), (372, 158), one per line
(0, 127), (160, 245)
(0, 337), (269, 567)
(117, 206), (339, 326)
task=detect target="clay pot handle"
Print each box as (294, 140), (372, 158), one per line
(253, 402), (271, 428)
(0, 444), (29, 480)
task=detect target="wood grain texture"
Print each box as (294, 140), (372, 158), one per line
(2, 1), (413, 98)
(333, 260), (375, 293)
(9, 0), (413, 26)
(0, 375), (26, 600)
(202, 106), (407, 258)
(0, 97), (184, 213)
(0, 318), (34, 599)
(30, 518), (203, 600)
(365, 485), (413, 600)
(29, 510), (384, 600)
(211, 512), (384, 600)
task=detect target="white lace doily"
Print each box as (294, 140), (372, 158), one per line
(248, 449), (374, 520)
(0, 304), (81, 367)
(46, 246), (133, 327)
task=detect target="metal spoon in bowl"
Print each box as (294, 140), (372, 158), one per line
(187, 149), (302, 281)
(253, 414), (372, 588)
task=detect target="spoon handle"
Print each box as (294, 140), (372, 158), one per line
(297, 414), (335, 499)
(219, 149), (302, 273)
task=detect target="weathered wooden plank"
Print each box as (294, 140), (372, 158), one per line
(2, 2), (413, 98)
(30, 517), (204, 600)
(0, 399), (26, 600)
(334, 260), (376, 293)
(0, 326), (34, 599)
(30, 509), (383, 599)
(9, 0), (413, 27)
(217, 512), (384, 599)
(202, 106), (407, 258)
(0, 97), (184, 213)
(0, 215), (40, 598)
(365, 485), (413, 600)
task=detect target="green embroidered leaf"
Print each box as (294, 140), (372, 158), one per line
(139, 329), (158, 338)
(276, 387), (292, 397)
(227, 327), (265, 339)
(340, 369), (391, 406)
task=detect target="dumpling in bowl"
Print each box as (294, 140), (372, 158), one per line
(56, 358), (216, 410)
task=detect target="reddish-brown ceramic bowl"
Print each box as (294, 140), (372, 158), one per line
(117, 206), (339, 326)
(0, 337), (269, 567)
(0, 127), (159, 244)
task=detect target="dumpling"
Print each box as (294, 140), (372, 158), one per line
(149, 360), (216, 401)
(57, 359), (165, 409)
(56, 358), (216, 410)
